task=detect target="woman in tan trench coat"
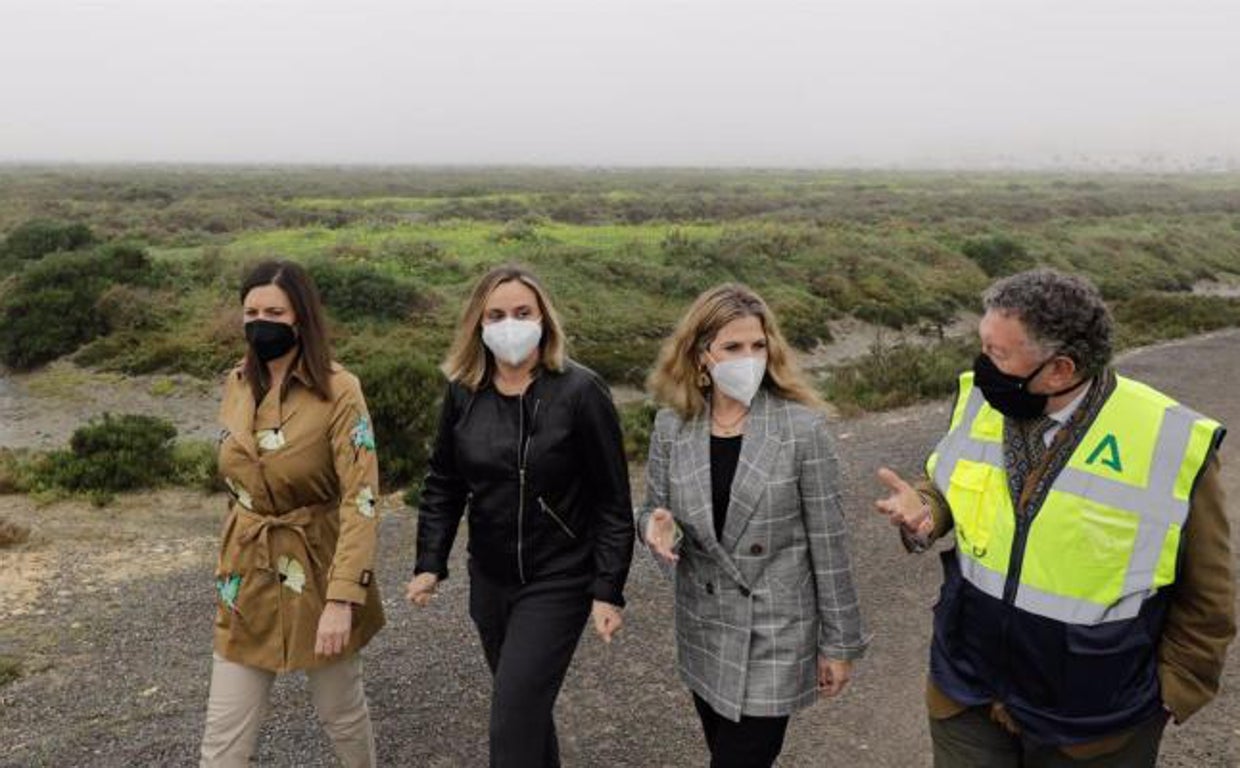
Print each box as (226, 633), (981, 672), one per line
(200, 260), (385, 768)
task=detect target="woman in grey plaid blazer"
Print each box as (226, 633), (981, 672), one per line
(636, 284), (868, 768)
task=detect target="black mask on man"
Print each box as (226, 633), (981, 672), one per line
(972, 353), (1082, 420)
(245, 320), (298, 363)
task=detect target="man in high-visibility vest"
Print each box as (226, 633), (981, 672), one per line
(875, 269), (1233, 767)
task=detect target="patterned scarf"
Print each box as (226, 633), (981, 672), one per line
(1003, 369), (1117, 519)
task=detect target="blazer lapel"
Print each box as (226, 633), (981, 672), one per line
(720, 390), (781, 552)
(673, 402), (755, 591)
(676, 413), (716, 546)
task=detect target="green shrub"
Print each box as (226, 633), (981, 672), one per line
(619, 399), (659, 463)
(822, 336), (975, 415)
(491, 218), (547, 244)
(0, 449), (42, 495)
(353, 354), (444, 488)
(768, 295), (835, 350)
(573, 337), (662, 388)
(171, 440), (223, 493)
(95, 241), (154, 283)
(39, 413), (178, 494)
(0, 244), (156, 369)
(961, 235), (1035, 277)
(95, 284), (166, 333)
(307, 259), (435, 323)
(2, 219), (96, 261)
(79, 332), (239, 378)
(0, 283), (104, 368)
(1114, 293), (1240, 347)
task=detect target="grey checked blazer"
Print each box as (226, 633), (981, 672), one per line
(636, 389), (868, 721)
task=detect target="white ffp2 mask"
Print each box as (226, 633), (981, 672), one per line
(710, 355), (767, 406)
(482, 319), (543, 366)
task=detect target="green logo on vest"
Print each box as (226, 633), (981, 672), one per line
(1085, 433), (1123, 472)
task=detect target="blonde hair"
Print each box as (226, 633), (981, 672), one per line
(647, 283), (823, 420)
(441, 264), (568, 391)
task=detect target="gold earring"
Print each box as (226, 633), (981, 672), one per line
(697, 369), (711, 388)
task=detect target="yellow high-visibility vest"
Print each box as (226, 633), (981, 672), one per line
(926, 373), (1224, 625)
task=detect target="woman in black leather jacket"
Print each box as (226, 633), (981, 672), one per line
(406, 264), (634, 768)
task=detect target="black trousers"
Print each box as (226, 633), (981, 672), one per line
(468, 560), (592, 768)
(692, 693), (791, 768)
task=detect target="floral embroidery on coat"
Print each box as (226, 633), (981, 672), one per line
(351, 416), (376, 453)
(216, 574), (242, 611)
(277, 556), (306, 594)
(256, 428), (287, 453)
(356, 485), (377, 518)
(224, 477), (253, 511)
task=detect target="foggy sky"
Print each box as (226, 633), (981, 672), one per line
(1, 0), (1238, 168)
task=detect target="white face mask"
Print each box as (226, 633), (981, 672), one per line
(482, 318), (543, 367)
(709, 355), (767, 407)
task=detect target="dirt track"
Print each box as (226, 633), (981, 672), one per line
(1, 330), (1237, 767)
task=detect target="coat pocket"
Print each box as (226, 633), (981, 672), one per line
(537, 496), (577, 539)
(945, 460), (1002, 559)
(1061, 620), (1155, 713)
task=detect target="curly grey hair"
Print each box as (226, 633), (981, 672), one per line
(982, 268), (1114, 377)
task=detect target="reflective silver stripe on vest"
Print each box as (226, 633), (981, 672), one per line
(957, 550), (1006, 600)
(933, 388), (1203, 625)
(1116, 405), (1198, 602)
(932, 389), (989, 492)
(1014, 578), (1151, 623)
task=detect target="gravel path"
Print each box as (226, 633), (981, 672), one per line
(1, 330), (1238, 767)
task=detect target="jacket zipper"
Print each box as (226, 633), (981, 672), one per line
(516, 396), (541, 584)
(538, 496), (576, 539)
(999, 476), (1049, 698)
(1002, 513), (1033, 604)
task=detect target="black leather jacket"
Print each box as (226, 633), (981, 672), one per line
(414, 361), (634, 606)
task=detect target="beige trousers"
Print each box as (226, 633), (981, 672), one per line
(200, 652), (375, 768)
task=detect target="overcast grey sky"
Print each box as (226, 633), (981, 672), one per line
(1, 0), (1238, 167)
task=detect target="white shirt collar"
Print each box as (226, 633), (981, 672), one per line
(1047, 380), (1092, 425)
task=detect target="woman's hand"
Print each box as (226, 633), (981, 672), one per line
(405, 572), (440, 607)
(591, 601), (623, 644)
(315, 601), (353, 658)
(817, 656), (852, 698)
(644, 507), (680, 564)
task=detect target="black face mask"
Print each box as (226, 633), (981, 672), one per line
(245, 319), (298, 363)
(973, 353), (1082, 420)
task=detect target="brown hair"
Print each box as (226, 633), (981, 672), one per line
(441, 264), (568, 391)
(239, 260), (333, 402)
(647, 283), (823, 420)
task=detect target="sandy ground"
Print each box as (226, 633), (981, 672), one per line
(0, 361), (222, 450)
(0, 330), (1238, 767)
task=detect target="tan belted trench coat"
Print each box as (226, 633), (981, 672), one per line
(213, 361), (384, 672)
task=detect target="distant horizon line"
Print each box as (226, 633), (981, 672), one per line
(3, 158), (1240, 176)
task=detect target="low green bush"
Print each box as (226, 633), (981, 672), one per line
(822, 336), (975, 415)
(1113, 293), (1240, 347)
(0, 448), (42, 495)
(961, 235), (1035, 277)
(0, 244), (155, 369)
(2, 219), (96, 261)
(353, 354), (444, 488)
(619, 399), (659, 463)
(39, 413), (178, 495)
(171, 440), (223, 493)
(307, 259), (435, 323)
